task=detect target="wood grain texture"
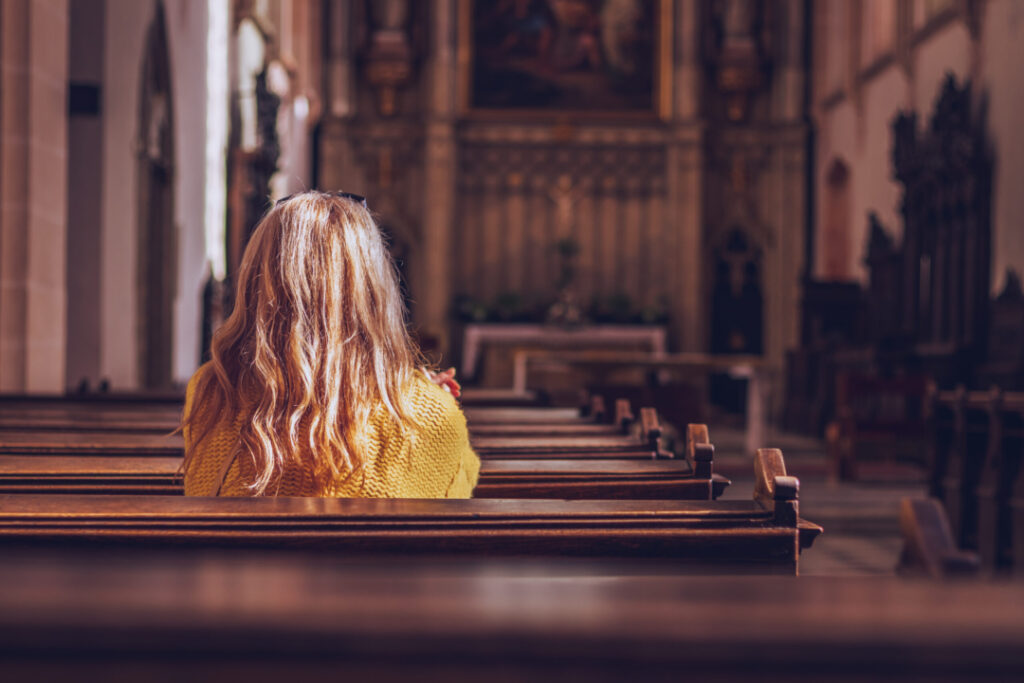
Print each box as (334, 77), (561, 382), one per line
(1, 550), (1022, 680)
(0, 493), (807, 573)
(0, 455), (729, 500)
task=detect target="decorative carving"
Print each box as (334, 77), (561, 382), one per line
(709, 0), (770, 121)
(348, 121), (424, 246)
(252, 66), (282, 197)
(985, 269), (1024, 386)
(863, 213), (903, 344)
(547, 174), (585, 237)
(891, 74), (992, 369)
(459, 142), (667, 195)
(362, 0), (414, 116)
(705, 138), (776, 249)
(865, 212), (895, 261)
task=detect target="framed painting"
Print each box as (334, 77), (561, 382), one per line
(458, 0), (672, 119)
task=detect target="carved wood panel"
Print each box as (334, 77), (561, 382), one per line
(455, 133), (670, 322)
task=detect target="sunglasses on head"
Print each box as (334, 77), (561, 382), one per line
(275, 191), (368, 208)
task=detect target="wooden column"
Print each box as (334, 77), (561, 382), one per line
(0, 0), (69, 391)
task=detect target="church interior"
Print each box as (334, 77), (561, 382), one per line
(2, 0), (1024, 678)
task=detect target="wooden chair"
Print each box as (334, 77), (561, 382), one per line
(827, 373), (930, 481)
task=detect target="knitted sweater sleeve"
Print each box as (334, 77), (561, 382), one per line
(411, 376), (480, 499)
(443, 413), (481, 499)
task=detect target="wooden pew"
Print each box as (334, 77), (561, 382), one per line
(0, 450), (819, 575)
(0, 455), (730, 500)
(458, 387), (546, 407)
(0, 425), (665, 460)
(0, 395), (182, 434)
(464, 406), (585, 424)
(0, 393), (615, 436)
(471, 407), (668, 459)
(0, 430), (183, 457)
(468, 398), (635, 437)
(0, 404), (594, 434)
(928, 386), (1024, 573)
(2, 551), (1023, 682)
(0, 386), (553, 434)
(939, 387), (990, 551)
(0, 391), (182, 407)
(0, 401), (655, 456)
(827, 372), (930, 481)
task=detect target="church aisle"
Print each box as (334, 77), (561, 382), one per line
(712, 424), (923, 577)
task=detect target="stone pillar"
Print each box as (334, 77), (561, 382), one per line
(419, 0), (457, 355)
(668, 0), (704, 351)
(317, 0), (360, 192)
(0, 0), (69, 392)
(772, 0), (806, 121)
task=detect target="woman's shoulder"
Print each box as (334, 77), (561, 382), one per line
(187, 361), (215, 389)
(406, 370), (466, 429)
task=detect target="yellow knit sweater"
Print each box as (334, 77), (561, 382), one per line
(182, 365), (480, 498)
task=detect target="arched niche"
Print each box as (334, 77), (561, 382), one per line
(711, 228), (764, 355)
(709, 228), (764, 412)
(822, 158), (851, 280)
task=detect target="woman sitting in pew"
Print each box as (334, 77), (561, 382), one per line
(181, 191), (479, 497)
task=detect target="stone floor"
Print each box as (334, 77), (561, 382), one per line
(709, 423), (925, 577)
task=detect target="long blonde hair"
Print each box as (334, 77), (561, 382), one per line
(182, 192), (423, 495)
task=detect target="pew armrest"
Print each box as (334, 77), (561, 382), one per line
(686, 424), (709, 464)
(798, 519), (824, 550)
(710, 473), (731, 500)
(753, 448), (787, 509)
(614, 399), (635, 435)
(693, 443), (714, 480)
(640, 407), (662, 453)
(753, 449), (806, 529)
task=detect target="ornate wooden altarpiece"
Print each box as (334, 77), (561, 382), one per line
(785, 75), (1007, 435)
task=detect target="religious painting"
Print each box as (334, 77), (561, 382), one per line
(459, 0), (671, 118)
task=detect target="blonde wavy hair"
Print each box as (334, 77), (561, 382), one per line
(182, 191), (423, 495)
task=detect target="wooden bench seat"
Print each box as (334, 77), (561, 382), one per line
(927, 387), (1024, 574)
(0, 426), (669, 460)
(471, 435), (657, 458)
(0, 450), (818, 574)
(454, 388), (544, 407)
(0, 455), (729, 500)
(0, 550), (1021, 681)
(0, 430), (183, 456)
(0, 400), (624, 435)
(0, 388), (552, 434)
(0, 431), (657, 459)
(0, 407), (604, 435)
(464, 406), (585, 424)
(827, 373), (930, 481)
(0, 408), (181, 434)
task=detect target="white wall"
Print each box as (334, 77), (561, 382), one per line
(981, 0), (1024, 292)
(101, 0), (153, 388)
(813, 5), (1024, 293)
(164, 0), (209, 384)
(100, 0), (209, 389)
(66, 0), (105, 388)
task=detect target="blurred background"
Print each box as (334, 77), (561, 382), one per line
(1, 0), (1021, 437)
